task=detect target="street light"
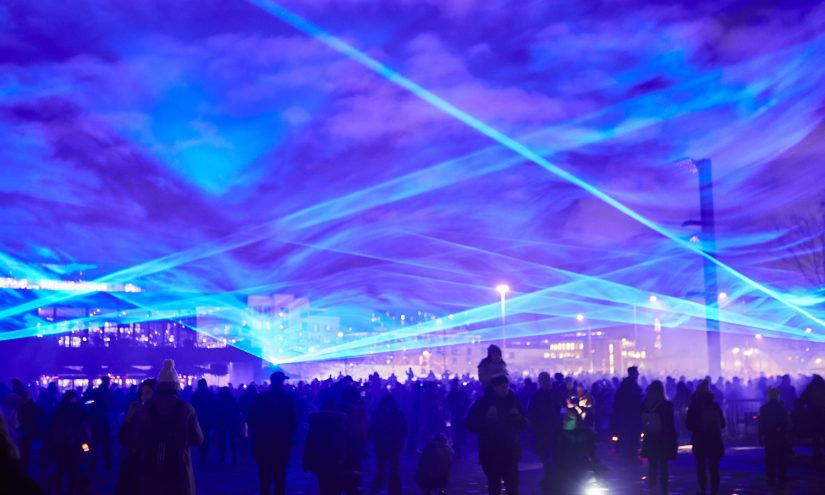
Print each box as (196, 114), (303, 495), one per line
(496, 284), (510, 352)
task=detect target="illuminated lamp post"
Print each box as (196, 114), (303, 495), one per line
(496, 284), (510, 354)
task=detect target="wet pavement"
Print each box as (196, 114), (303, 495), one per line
(41, 441), (823, 495)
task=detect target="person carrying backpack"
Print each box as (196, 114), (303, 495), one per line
(685, 380), (725, 495)
(134, 360), (204, 495)
(640, 380), (677, 494)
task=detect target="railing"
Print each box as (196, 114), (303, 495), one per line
(724, 399), (763, 440)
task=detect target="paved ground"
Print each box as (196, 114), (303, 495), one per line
(31, 440), (823, 495)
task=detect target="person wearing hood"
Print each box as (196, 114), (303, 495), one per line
(477, 345), (509, 390)
(466, 375), (526, 495)
(640, 380), (677, 494)
(686, 379), (725, 495)
(134, 359), (204, 495)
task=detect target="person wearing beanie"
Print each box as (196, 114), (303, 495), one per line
(157, 359), (179, 388)
(133, 359), (204, 495)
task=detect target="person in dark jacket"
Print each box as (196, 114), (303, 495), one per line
(303, 400), (348, 495)
(115, 378), (155, 495)
(89, 376), (115, 472)
(133, 360), (204, 495)
(777, 375), (797, 412)
(339, 385), (370, 495)
(528, 372), (559, 462)
(445, 378), (470, 456)
(0, 410), (43, 495)
(248, 371), (298, 495)
(51, 390), (91, 495)
(189, 378), (215, 464)
(758, 387), (790, 489)
(415, 432), (453, 495)
(238, 384), (257, 460)
(370, 394), (407, 495)
(685, 380), (725, 495)
(466, 375), (527, 495)
(640, 380), (677, 494)
(214, 386), (242, 464)
(611, 366), (643, 461)
(10, 380), (41, 474)
(798, 374), (825, 462)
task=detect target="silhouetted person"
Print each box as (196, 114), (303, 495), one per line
(777, 375), (797, 412)
(445, 378), (470, 456)
(477, 345), (508, 389)
(0, 410), (43, 495)
(51, 390), (90, 495)
(466, 375), (527, 495)
(528, 372), (558, 462)
(415, 433), (453, 495)
(116, 378), (155, 495)
(248, 371), (298, 495)
(214, 386), (241, 464)
(611, 366), (643, 461)
(673, 380), (691, 442)
(544, 410), (597, 495)
(339, 385), (370, 495)
(304, 400), (348, 495)
(686, 380), (725, 495)
(89, 376), (115, 471)
(799, 374), (825, 462)
(134, 360), (204, 495)
(189, 378), (215, 464)
(759, 387), (790, 489)
(238, 383), (257, 460)
(370, 394), (407, 495)
(640, 380), (677, 495)
(10, 380), (41, 474)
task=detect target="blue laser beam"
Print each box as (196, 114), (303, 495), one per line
(247, 0), (825, 330)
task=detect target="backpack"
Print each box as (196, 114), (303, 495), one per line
(143, 400), (187, 479)
(641, 410), (662, 434)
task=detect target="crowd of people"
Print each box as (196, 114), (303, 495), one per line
(1, 344), (825, 495)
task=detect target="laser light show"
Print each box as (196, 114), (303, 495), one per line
(2, 0), (825, 384)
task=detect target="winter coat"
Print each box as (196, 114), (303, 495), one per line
(640, 400), (678, 461)
(415, 440), (453, 490)
(465, 390), (527, 468)
(685, 391), (725, 459)
(133, 391), (204, 495)
(758, 399), (790, 451)
(247, 387), (298, 462)
(611, 377), (642, 437)
(303, 410), (348, 475)
(370, 406), (408, 458)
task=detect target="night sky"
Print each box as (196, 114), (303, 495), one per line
(2, 0), (825, 347)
